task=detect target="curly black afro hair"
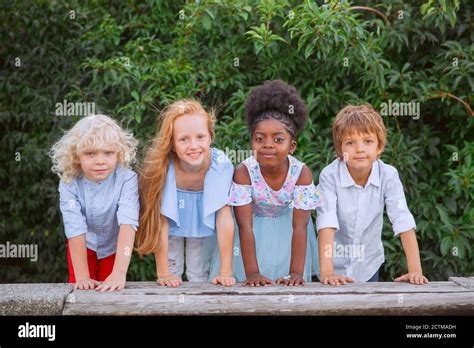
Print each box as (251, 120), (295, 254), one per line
(244, 79), (308, 138)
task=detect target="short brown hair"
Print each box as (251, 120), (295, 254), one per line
(332, 104), (387, 158)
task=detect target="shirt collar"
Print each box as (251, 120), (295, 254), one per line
(339, 160), (380, 188)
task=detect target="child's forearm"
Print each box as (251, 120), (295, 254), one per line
(154, 217), (171, 277)
(239, 227), (260, 276)
(216, 206), (234, 276)
(289, 225), (307, 275)
(68, 234), (90, 279)
(399, 229), (423, 273)
(318, 228), (336, 275)
(112, 224), (135, 274)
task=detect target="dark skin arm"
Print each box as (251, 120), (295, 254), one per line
(233, 164), (273, 286)
(276, 165), (312, 286)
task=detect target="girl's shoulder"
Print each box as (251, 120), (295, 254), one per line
(210, 147), (234, 175)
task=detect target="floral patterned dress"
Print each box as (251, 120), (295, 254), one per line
(209, 154), (322, 282)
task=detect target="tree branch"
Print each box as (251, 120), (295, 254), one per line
(426, 92), (474, 117)
(349, 6), (390, 25)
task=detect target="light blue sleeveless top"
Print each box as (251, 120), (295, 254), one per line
(169, 189), (215, 237)
(161, 148), (234, 238)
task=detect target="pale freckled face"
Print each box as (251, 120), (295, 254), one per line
(172, 113), (212, 168)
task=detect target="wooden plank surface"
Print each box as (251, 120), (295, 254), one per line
(62, 280), (474, 316)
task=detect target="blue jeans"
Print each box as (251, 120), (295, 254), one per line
(367, 269), (380, 282)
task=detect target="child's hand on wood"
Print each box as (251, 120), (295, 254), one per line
(157, 273), (182, 287)
(395, 271), (429, 285)
(243, 273), (273, 287)
(276, 272), (305, 286)
(96, 271), (126, 292)
(74, 277), (101, 290)
(212, 273), (236, 286)
(320, 272), (354, 286)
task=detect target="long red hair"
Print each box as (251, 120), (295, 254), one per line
(135, 100), (216, 256)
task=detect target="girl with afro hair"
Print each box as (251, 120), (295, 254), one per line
(209, 80), (322, 285)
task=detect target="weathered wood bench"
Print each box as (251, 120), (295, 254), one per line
(1, 277), (473, 315)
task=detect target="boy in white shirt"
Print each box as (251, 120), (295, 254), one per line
(316, 104), (429, 285)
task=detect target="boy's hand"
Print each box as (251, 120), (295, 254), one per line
(320, 272), (354, 286)
(276, 272), (305, 286)
(96, 271), (126, 292)
(212, 273), (236, 287)
(74, 277), (101, 290)
(243, 273), (273, 287)
(394, 271), (429, 285)
(157, 273), (182, 287)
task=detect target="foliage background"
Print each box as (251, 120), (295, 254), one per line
(1, 0), (472, 282)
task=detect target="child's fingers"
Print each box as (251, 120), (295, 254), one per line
(108, 284), (120, 292)
(394, 275), (406, 282)
(415, 276), (424, 285)
(345, 277), (354, 283)
(99, 284), (110, 292)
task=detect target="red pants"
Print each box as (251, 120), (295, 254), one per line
(67, 241), (116, 283)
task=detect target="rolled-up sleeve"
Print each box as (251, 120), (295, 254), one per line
(59, 181), (87, 239)
(117, 171), (140, 231)
(385, 169), (416, 235)
(316, 169), (339, 232)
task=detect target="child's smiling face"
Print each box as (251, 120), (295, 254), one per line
(340, 130), (382, 174)
(78, 146), (118, 182)
(172, 113), (212, 168)
(252, 118), (296, 168)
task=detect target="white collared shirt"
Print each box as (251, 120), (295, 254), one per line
(316, 158), (416, 281)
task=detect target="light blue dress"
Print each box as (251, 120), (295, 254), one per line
(209, 155), (322, 282)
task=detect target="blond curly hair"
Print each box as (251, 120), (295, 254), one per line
(50, 114), (138, 183)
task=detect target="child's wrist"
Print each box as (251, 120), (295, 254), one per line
(157, 271), (172, 278)
(289, 270), (303, 277)
(320, 269), (334, 276)
(75, 272), (91, 280)
(218, 271), (233, 277)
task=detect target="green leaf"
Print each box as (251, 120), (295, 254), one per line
(202, 13), (212, 31)
(131, 90), (139, 102)
(440, 236), (452, 256)
(436, 206), (452, 228)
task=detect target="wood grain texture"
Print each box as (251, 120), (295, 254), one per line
(62, 280), (474, 316)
